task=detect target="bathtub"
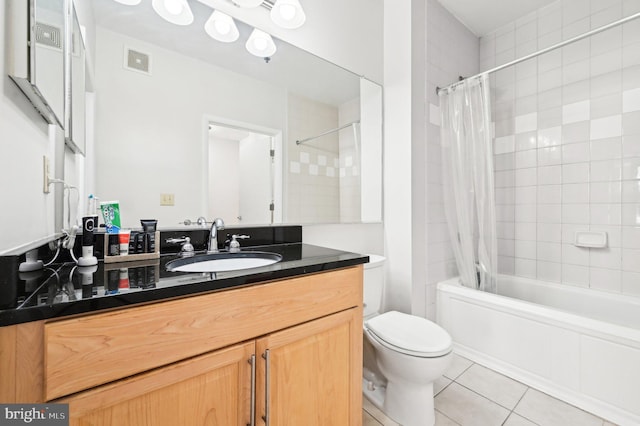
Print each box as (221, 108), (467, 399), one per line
(437, 275), (640, 426)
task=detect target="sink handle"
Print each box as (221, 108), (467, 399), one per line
(229, 234), (250, 252)
(166, 237), (194, 255)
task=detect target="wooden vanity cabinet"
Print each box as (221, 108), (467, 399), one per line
(0, 266), (363, 426)
(256, 308), (360, 425)
(62, 342), (255, 425)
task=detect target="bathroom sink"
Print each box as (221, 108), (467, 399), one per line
(165, 251), (283, 273)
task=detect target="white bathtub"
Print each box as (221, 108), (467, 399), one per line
(437, 275), (640, 426)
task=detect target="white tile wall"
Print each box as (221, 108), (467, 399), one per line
(287, 94), (341, 224)
(481, 0), (640, 296)
(424, 0), (479, 319)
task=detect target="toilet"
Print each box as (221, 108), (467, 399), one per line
(362, 255), (453, 426)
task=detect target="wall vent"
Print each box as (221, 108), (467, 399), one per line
(35, 22), (62, 50)
(124, 46), (152, 75)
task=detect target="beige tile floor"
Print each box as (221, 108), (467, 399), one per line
(362, 353), (618, 426)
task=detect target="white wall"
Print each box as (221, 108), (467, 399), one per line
(422, 0), (480, 318)
(210, 136), (240, 223)
(383, 0), (415, 313)
(382, 0), (480, 318)
(0, 2), (64, 253)
(339, 97), (361, 223)
(360, 79), (383, 223)
(93, 27), (287, 228)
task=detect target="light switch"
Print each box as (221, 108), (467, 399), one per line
(160, 193), (175, 206)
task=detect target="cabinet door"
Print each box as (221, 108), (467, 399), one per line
(256, 308), (362, 426)
(60, 342), (255, 426)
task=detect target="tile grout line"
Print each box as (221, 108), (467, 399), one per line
(501, 387), (538, 426)
(435, 408), (463, 426)
(450, 375), (527, 414)
(446, 360), (539, 425)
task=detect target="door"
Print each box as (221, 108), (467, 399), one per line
(209, 124), (274, 225)
(61, 342), (255, 426)
(256, 309), (362, 426)
(239, 133), (273, 224)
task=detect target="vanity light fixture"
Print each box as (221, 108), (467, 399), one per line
(151, 0), (194, 26)
(245, 28), (276, 57)
(204, 10), (239, 42)
(113, 0), (142, 5)
(270, 0), (306, 29)
(232, 0), (264, 7)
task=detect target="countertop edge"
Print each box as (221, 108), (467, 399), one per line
(0, 248), (368, 327)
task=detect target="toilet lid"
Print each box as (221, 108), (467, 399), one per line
(365, 311), (452, 357)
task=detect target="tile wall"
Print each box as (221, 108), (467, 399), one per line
(480, 0), (640, 294)
(287, 93), (341, 223)
(339, 98), (362, 223)
(287, 93), (362, 224)
(424, 0), (479, 318)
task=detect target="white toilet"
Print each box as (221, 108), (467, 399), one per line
(362, 255), (453, 426)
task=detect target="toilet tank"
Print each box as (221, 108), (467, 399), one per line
(363, 255), (386, 318)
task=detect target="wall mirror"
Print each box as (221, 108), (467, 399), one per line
(65, 3), (87, 154)
(87, 0), (382, 228)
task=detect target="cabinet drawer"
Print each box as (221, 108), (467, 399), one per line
(44, 266), (362, 400)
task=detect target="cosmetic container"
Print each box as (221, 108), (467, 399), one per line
(118, 230), (130, 255)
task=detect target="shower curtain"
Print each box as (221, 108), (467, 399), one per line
(439, 74), (498, 293)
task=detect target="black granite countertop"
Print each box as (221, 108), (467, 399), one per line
(0, 243), (368, 327)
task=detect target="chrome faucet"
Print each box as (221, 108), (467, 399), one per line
(207, 218), (225, 253)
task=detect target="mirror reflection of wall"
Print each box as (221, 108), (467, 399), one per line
(34, 0), (65, 123)
(287, 94), (362, 224)
(67, 5), (87, 154)
(208, 125), (275, 226)
(90, 0), (381, 228)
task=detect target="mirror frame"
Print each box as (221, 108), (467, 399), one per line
(65, 1), (87, 154)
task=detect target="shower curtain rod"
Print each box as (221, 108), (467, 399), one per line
(436, 11), (640, 94)
(295, 121), (360, 145)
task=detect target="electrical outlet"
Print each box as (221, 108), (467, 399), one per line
(43, 156), (50, 193)
(160, 193), (175, 206)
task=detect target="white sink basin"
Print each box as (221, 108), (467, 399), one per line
(166, 251), (282, 273)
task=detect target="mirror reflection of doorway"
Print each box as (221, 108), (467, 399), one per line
(208, 123), (274, 226)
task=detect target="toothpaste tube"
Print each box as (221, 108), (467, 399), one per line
(100, 200), (121, 234)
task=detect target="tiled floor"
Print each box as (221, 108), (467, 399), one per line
(362, 353), (617, 426)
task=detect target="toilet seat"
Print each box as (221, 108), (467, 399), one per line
(365, 311), (452, 358)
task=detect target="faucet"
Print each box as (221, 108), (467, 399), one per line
(207, 218), (225, 253)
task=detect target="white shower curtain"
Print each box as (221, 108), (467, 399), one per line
(439, 74), (498, 293)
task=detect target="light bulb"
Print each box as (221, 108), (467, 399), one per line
(152, 0), (193, 25)
(253, 38), (268, 52)
(164, 0), (183, 15)
(279, 4), (296, 21)
(245, 29), (276, 57)
(270, 0), (306, 29)
(215, 20), (230, 35)
(204, 10), (239, 42)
